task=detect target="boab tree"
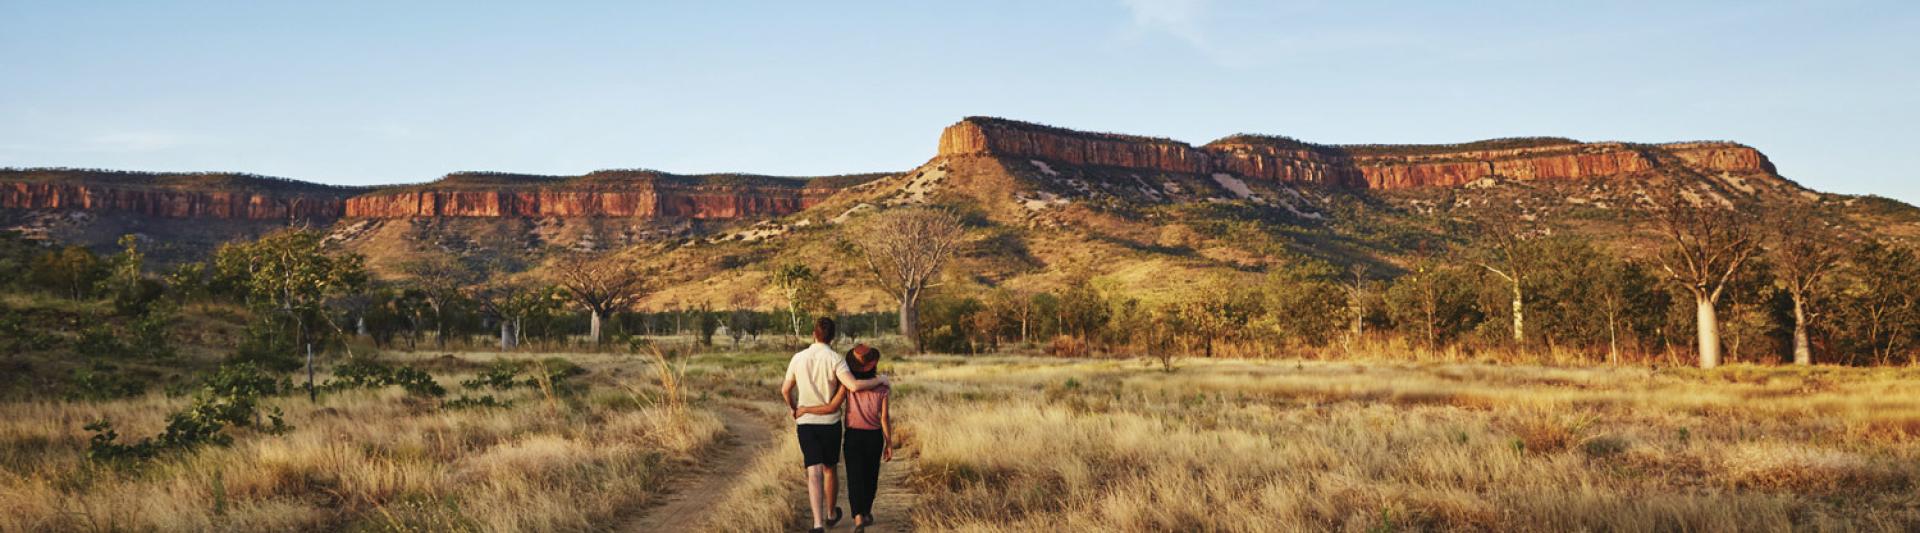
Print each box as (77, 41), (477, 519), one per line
(555, 253), (648, 345)
(1764, 208), (1845, 365)
(848, 207), (965, 353)
(1646, 187), (1759, 369)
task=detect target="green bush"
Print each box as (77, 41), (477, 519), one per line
(86, 362), (292, 462)
(65, 363), (147, 401)
(321, 358), (445, 397)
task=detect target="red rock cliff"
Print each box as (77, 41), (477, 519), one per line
(940, 117), (1212, 175)
(342, 179), (845, 219)
(937, 117), (1778, 190)
(1, 182), (346, 220)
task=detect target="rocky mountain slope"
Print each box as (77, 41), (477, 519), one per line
(4, 116), (1914, 307)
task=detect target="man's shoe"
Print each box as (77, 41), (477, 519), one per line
(827, 507), (843, 527)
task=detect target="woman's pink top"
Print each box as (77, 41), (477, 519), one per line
(845, 384), (889, 430)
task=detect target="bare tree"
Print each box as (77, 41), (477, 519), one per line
(1339, 264), (1373, 351)
(1646, 187), (1760, 369)
(1765, 208), (1845, 365)
(847, 207), (965, 352)
(554, 253), (648, 345)
(1465, 201), (1539, 344)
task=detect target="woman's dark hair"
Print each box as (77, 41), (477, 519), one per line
(813, 317), (836, 344)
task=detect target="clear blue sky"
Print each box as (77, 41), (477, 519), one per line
(2, 1), (1915, 201)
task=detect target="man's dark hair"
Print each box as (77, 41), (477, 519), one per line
(813, 317), (836, 344)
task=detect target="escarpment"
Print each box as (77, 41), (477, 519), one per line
(937, 117), (1776, 190)
(2, 116), (1786, 230)
(3, 169), (878, 222)
(1, 170), (355, 221)
(341, 171), (867, 219)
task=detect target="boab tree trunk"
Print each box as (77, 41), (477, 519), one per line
(850, 207), (965, 354)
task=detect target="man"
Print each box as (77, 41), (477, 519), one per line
(780, 317), (888, 533)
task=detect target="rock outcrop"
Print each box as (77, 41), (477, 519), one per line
(340, 171), (865, 219)
(342, 187), (833, 219)
(939, 117), (1212, 175)
(937, 117), (1776, 190)
(1, 178), (350, 221)
(3, 169), (876, 222)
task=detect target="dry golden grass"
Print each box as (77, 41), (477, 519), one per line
(0, 352), (725, 532)
(891, 357), (1920, 532)
(11, 347), (1920, 532)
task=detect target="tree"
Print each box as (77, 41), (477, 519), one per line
(1174, 276), (1257, 358)
(1464, 202), (1541, 344)
(1832, 242), (1920, 365)
(1385, 261), (1479, 350)
(212, 229), (368, 360)
(1763, 209), (1846, 365)
(478, 280), (563, 350)
(554, 253), (648, 345)
(1256, 261), (1345, 348)
(400, 257), (480, 350)
(769, 263), (830, 339)
(30, 245), (104, 300)
(1645, 188), (1760, 368)
(847, 208), (966, 352)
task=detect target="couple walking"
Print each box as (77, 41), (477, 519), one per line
(780, 317), (894, 532)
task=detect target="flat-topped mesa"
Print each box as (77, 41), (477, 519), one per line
(0, 169), (353, 220)
(939, 117), (1212, 175)
(341, 170), (874, 219)
(937, 117), (1779, 190)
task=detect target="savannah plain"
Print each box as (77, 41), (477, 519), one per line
(6, 332), (1920, 531)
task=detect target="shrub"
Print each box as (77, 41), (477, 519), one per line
(86, 362), (292, 462)
(65, 363), (147, 401)
(76, 325), (129, 358)
(321, 358), (445, 397)
(460, 360), (525, 391)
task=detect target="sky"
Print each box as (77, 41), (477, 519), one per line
(2, 1), (1916, 201)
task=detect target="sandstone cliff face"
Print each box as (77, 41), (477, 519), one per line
(341, 185), (837, 219)
(940, 118), (1212, 175)
(4, 169), (859, 222)
(1, 182), (346, 220)
(937, 117), (1778, 190)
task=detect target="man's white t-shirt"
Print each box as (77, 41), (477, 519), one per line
(786, 342), (849, 425)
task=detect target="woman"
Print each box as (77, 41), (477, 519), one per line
(797, 343), (892, 531)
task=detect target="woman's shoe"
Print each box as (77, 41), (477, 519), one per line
(809, 528), (825, 533)
(827, 507), (843, 527)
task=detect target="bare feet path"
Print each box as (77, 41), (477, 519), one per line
(616, 405), (778, 532)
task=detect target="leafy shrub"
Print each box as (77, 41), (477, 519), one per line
(65, 363), (147, 401)
(111, 278), (166, 316)
(321, 358), (445, 397)
(128, 311), (176, 359)
(461, 358), (586, 395)
(76, 326), (129, 358)
(0, 307), (60, 354)
(203, 362), (291, 398)
(231, 318), (303, 372)
(86, 362), (292, 462)
(460, 360), (524, 391)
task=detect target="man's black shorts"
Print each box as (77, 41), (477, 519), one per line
(797, 423), (842, 466)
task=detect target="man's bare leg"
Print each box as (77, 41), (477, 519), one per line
(807, 465), (827, 529)
(824, 465), (839, 519)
